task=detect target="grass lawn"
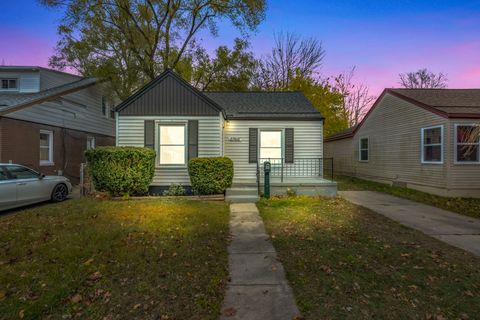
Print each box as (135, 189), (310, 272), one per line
(0, 198), (229, 320)
(258, 196), (480, 319)
(336, 175), (480, 219)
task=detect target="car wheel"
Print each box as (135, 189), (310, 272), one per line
(51, 184), (68, 202)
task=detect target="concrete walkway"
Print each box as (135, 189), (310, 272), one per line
(340, 191), (480, 256)
(220, 203), (301, 320)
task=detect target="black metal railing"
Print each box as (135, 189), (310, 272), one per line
(256, 158), (334, 184)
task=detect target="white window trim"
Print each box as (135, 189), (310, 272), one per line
(421, 125), (444, 164)
(358, 137), (369, 162)
(454, 123), (480, 165)
(259, 129), (284, 162)
(87, 136), (96, 150)
(157, 122), (188, 167)
(39, 130), (54, 166)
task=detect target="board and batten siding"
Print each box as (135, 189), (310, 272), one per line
(224, 120), (323, 182)
(5, 84), (115, 137)
(117, 115), (222, 185)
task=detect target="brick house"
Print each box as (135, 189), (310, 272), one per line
(0, 66), (115, 183)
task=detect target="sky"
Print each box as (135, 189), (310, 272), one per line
(1, 0), (480, 96)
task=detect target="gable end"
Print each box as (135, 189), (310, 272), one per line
(116, 70), (224, 117)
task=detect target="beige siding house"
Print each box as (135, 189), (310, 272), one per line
(116, 70), (336, 201)
(325, 89), (480, 198)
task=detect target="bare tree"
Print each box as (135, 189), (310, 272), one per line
(253, 32), (325, 90)
(399, 68), (448, 89)
(333, 67), (375, 126)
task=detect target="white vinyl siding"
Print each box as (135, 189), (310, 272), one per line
(421, 125), (444, 164)
(224, 120), (323, 182)
(0, 71), (39, 92)
(6, 84), (115, 137)
(117, 115), (222, 185)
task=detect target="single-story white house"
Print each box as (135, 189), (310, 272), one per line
(114, 70), (336, 201)
(324, 88), (480, 198)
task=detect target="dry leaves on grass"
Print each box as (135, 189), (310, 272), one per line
(222, 307), (237, 317)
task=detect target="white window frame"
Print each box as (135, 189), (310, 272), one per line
(454, 123), (480, 165)
(39, 130), (54, 166)
(86, 136), (96, 150)
(421, 125), (444, 164)
(158, 123), (187, 167)
(0, 78), (18, 90)
(358, 137), (369, 162)
(259, 129), (283, 162)
(101, 96), (108, 117)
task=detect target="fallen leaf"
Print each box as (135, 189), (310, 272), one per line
(83, 258), (94, 266)
(70, 294), (82, 303)
(87, 271), (102, 282)
(133, 303), (141, 310)
(222, 307), (237, 317)
(0, 291), (6, 301)
(19, 310), (24, 319)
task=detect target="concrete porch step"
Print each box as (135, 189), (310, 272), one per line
(226, 187), (259, 197)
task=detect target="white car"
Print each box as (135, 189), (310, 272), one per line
(0, 163), (72, 211)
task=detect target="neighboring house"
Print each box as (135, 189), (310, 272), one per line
(115, 69), (336, 200)
(0, 66), (116, 183)
(324, 89), (480, 198)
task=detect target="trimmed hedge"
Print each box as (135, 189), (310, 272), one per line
(85, 147), (155, 196)
(188, 157), (234, 195)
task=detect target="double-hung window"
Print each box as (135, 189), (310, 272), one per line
(40, 130), (54, 165)
(455, 124), (480, 164)
(421, 125), (443, 164)
(359, 137), (369, 161)
(159, 125), (186, 165)
(260, 131), (282, 160)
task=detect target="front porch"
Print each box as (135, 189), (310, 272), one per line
(226, 158), (338, 202)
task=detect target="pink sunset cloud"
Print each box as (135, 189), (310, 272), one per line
(0, 29), (55, 67)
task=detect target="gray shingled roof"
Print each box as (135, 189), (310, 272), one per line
(0, 77), (99, 115)
(390, 89), (480, 116)
(204, 91), (323, 120)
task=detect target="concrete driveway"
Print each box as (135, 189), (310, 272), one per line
(339, 191), (480, 256)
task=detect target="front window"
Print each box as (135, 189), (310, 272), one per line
(359, 137), (369, 161)
(260, 131), (282, 160)
(87, 136), (95, 150)
(421, 125), (443, 164)
(40, 130), (54, 165)
(455, 124), (480, 163)
(1, 78), (17, 90)
(159, 125), (186, 165)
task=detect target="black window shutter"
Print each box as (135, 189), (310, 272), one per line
(285, 128), (294, 163)
(188, 120), (198, 160)
(144, 120), (155, 149)
(249, 128), (258, 163)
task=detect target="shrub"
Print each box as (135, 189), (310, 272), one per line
(188, 157), (234, 195)
(163, 183), (186, 196)
(85, 147), (155, 196)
